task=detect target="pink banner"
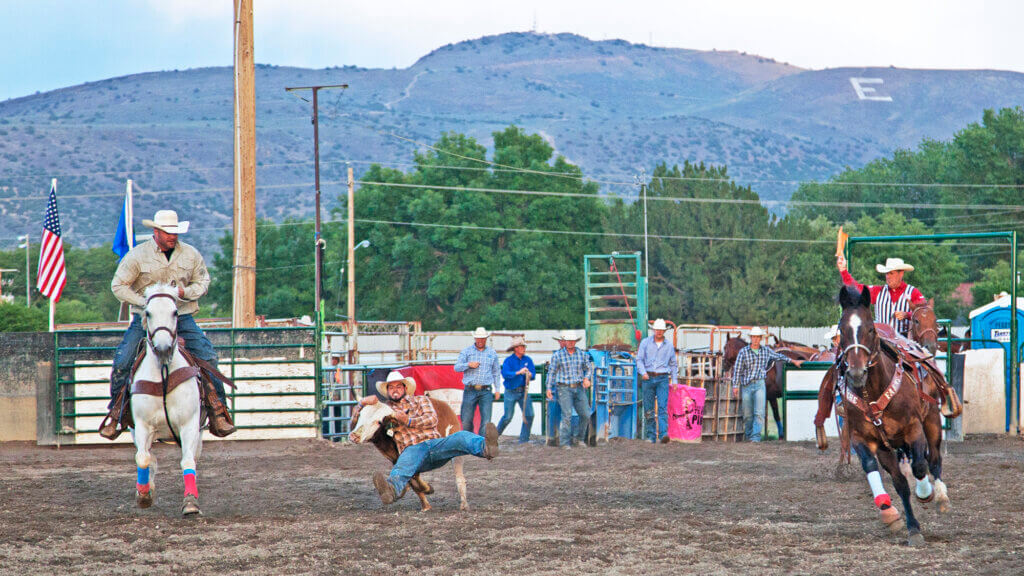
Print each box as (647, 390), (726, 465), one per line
(667, 384), (706, 442)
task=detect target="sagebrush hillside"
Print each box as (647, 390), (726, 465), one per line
(1, 32), (1021, 255)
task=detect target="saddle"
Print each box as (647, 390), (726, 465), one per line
(875, 323), (961, 418)
(115, 342), (236, 430)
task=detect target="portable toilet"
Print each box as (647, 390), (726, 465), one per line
(969, 292), (1023, 430)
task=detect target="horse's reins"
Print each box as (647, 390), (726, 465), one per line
(145, 292), (184, 446)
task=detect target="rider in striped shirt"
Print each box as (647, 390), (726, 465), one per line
(837, 255), (925, 337)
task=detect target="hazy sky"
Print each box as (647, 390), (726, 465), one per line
(1, 0), (1019, 101)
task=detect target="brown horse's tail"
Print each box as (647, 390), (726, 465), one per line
(814, 366), (838, 451)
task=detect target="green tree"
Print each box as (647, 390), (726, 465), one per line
(843, 211), (966, 319)
(339, 126), (604, 329)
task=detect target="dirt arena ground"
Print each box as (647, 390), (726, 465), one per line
(2, 434), (1023, 575)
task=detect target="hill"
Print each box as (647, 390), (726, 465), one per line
(0, 31), (1021, 255)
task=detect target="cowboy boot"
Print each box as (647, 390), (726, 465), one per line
(99, 387), (129, 440)
(201, 378), (236, 437)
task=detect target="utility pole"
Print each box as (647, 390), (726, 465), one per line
(347, 165), (358, 365)
(232, 0), (257, 328)
(17, 235), (29, 307)
(283, 83), (348, 333)
(636, 169), (649, 278)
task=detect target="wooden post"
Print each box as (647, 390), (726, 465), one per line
(347, 166), (358, 365)
(232, 0), (257, 328)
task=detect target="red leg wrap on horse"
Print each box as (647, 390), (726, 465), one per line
(136, 482), (150, 494)
(183, 472), (198, 498)
(874, 494), (891, 508)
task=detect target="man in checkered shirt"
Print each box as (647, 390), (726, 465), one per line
(547, 330), (594, 448)
(731, 327), (803, 442)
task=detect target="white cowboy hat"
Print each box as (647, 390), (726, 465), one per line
(554, 330), (582, 342)
(824, 326), (840, 342)
(651, 318), (668, 331)
(142, 210), (190, 234)
(876, 257), (914, 274)
(506, 336), (527, 352)
(471, 327), (490, 338)
(749, 326), (767, 337)
(375, 370), (416, 397)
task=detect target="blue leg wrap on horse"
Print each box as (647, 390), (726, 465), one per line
(137, 466), (149, 485)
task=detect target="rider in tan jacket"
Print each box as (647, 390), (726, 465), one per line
(99, 210), (235, 439)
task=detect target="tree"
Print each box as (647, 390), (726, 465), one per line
(337, 126), (604, 329)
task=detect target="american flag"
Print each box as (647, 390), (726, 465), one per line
(37, 181), (66, 302)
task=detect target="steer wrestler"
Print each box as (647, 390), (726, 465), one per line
(357, 372), (499, 505)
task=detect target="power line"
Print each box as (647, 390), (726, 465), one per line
(355, 180), (1024, 211)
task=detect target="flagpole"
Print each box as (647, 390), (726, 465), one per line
(48, 178), (56, 332)
(126, 179), (134, 249)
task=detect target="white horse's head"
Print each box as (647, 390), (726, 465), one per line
(142, 283), (180, 366)
(348, 402), (394, 444)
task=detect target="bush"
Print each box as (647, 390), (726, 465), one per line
(0, 302), (46, 332)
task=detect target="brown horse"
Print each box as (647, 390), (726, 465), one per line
(838, 285), (949, 546)
(722, 334), (815, 439)
(938, 326), (971, 354)
(907, 299), (939, 354)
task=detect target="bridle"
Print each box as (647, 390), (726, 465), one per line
(144, 292), (179, 350)
(909, 305), (938, 344)
(841, 312), (879, 369)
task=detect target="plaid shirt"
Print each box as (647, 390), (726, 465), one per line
(454, 345), (501, 388)
(732, 345), (793, 388)
(548, 347), (594, 385)
(389, 395), (441, 453)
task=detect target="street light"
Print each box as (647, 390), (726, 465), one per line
(337, 240), (371, 310)
(16, 234), (29, 308)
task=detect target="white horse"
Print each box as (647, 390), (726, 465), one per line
(131, 283), (204, 516)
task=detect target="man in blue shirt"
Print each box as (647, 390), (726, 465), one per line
(636, 318), (678, 443)
(497, 336), (536, 444)
(548, 330), (594, 449)
(454, 327), (501, 435)
(732, 326), (803, 442)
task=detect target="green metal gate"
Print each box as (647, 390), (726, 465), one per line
(54, 326), (321, 444)
(846, 231), (1019, 433)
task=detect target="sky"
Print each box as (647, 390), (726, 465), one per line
(1, 0), (1020, 102)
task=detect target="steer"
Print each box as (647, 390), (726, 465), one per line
(349, 396), (468, 511)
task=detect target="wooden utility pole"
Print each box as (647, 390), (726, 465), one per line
(347, 166), (358, 364)
(232, 0), (257, 327)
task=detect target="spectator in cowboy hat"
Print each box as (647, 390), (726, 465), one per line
(836, 255), (925, 337)
(731, 327), (803, 442)
(497, 336), (536, 444)
(636, 318), (678, 443)
(548, 330), (594, 448)
(454, 327), (501, 435)
(100, 209), (235, 440)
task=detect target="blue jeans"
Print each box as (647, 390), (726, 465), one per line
(496, 387), (534, 443)
(557, 386), (591, 447)
(109, 313), (226, 409)
(387, 431), (484, 493)
(742, 379), (766, 442)
(642, 375), (670, 442)
(460, 387), (494, 435)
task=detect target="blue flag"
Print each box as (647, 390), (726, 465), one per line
(112, 180), (134, 261)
